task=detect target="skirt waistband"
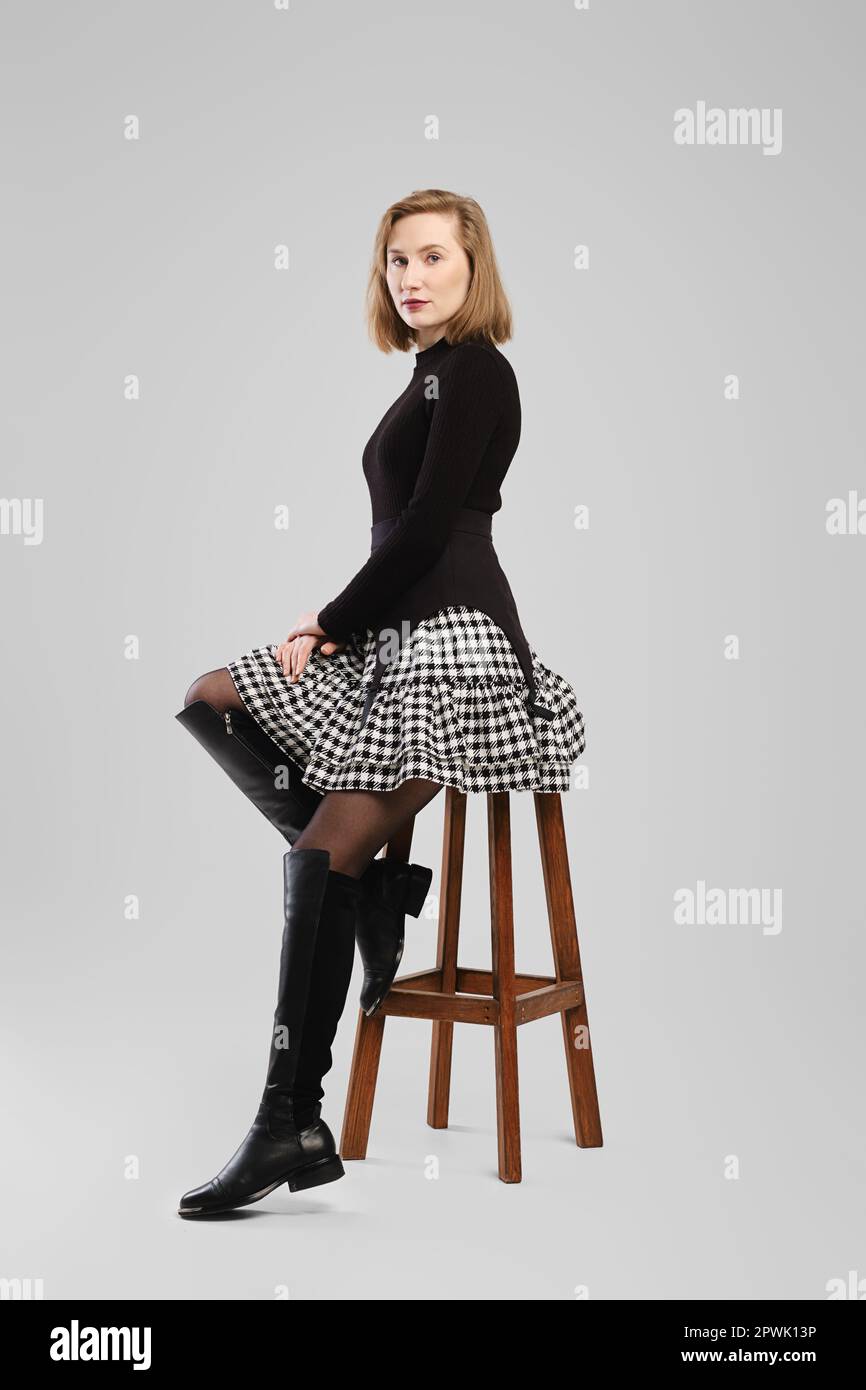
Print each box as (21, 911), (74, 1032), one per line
(370, 506), (492, 549)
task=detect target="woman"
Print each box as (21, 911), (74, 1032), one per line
(175, 188), (586, 1217)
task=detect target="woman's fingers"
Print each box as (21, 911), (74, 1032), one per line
(277, 640), (293, 678)
(277, 636), (303, 679)
(294, 638), (307, 680)
(291, 634), (318, 682)
(277, 632), (343, 680)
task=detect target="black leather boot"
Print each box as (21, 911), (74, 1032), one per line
(175, 699), (323, 842)
(177, 848), (361, 1217)
(176, 698), (433, 1014)
(356, 856), (433, 1016)
(289, 857), (361, 1129)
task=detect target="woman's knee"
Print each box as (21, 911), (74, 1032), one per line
(183, 667), (242, 713)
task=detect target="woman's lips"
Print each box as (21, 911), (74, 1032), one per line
(403, 300), (428, 310)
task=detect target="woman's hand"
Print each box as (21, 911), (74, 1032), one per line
(276, 633), (317, 682)
(284, 611), (327, 644)
(276, 611), (346, 682)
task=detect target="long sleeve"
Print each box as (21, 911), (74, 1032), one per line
(317, 344), (508, 642)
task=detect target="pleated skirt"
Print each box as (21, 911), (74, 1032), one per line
(227, 605), (586, 795)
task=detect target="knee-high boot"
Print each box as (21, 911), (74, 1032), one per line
(176, 700), (322, 842)
(178, 848), (359, 1217)
(176, 699), (432, 1014)
(289, 860), (361, 1130)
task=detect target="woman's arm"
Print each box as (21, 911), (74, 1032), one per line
(315, 343), (508, 643)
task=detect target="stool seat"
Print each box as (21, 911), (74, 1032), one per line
(340, 787), (603, 1183)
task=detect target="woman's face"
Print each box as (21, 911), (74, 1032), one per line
(385, 212), (471, 345)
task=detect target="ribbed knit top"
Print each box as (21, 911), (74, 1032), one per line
(317, 334), (521, 642)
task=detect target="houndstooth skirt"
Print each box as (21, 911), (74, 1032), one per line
(227, 605), (586, 795)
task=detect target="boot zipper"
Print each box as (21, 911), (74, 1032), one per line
(223, 706), (290, 779)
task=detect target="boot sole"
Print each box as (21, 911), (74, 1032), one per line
(177, 1154), (345, 1217)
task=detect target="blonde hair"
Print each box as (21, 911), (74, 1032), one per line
(366, 189), (514, 354)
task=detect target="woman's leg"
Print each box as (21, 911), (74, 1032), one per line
(292, 779), (445, 878)
(183, 666), (244, 713)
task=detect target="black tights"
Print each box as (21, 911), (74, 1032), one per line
(183, 667), (444, 875)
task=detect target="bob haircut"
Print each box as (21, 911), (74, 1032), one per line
(366, 188), (514, 354)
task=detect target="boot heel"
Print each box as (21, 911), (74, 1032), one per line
(288, 1154), (345, 1193)
(403, 865), (433, 917)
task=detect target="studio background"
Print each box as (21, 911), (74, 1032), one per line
(1, 0), (863, 1300)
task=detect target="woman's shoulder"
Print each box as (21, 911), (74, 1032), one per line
(442, 337), (518, 399)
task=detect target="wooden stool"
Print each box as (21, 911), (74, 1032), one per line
(340, 787), (603, 1183)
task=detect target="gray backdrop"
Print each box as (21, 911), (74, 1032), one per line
(1, 0), (863, 1301)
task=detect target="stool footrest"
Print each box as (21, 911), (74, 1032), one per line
(378, 966), (584, 1025)
(381, 987), (497, 1024)
(515, 981), (585, 1024)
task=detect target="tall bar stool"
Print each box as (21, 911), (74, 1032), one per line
(340, 786), (603, 1183)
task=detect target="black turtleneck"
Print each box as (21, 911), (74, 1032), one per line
(317, 335), (521, 643)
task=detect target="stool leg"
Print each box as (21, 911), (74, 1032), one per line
(427, 787), (466, 1128)
(534, 793), (603, 1149)
(340, 816), (417, 1159)
(488, 791), (521, 1183)
(339, 1010), (386, 1159)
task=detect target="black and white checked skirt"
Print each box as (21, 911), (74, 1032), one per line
(227, 606), (586, 794)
